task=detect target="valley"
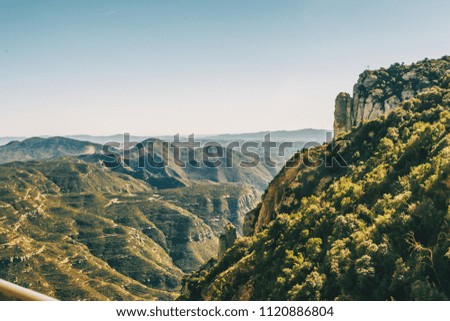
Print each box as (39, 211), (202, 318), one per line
(0, 130), (321, 300)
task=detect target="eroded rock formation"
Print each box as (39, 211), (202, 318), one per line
(334, 58), (450, 137)
(218, 223), (237, 259)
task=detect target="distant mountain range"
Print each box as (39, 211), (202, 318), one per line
(204, 128), (330, 143)
(0, 137), (102, 165)
(0, 136), (276, 190)
(0, 128), (330, 147)
(0, 129), (328, 193)
(0, 137), (26, 146)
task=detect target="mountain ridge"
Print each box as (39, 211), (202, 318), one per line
(0, 128), (329, 148)
(180, 56), (450, 301)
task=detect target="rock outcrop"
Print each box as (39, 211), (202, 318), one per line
(217, 223), (237, 259)
(334, 57), (450, 137)
(333, 92), (353, 136)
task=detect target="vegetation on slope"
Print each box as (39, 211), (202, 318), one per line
(0, 148), (263, 300)
(0, 159), (184, 299)
(181, 61), (450, 301)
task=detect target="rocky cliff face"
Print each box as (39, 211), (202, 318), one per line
(218, 223), (237, 259)
(333, 92), (353, 136)
(334, 57), (450, 137)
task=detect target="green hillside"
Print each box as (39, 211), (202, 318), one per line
(180, 58), (450, 301)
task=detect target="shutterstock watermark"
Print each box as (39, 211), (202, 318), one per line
(101, 132), (348, 169)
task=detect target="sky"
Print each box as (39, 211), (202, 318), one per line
(1, 0), (450, 137)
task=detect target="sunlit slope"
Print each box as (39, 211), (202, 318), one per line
(181, 58), (450, 301)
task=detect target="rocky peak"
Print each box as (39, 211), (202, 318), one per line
(218, 223), (237, 259)
(334, 56), (450, 137)
(333, 92), (353, 136)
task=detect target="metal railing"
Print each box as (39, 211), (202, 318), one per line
(0, 279), (57, 301)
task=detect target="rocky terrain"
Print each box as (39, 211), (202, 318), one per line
(0, 157), (266, 299)
(1, 124), (324, 300)
(334, 57), (450, 137)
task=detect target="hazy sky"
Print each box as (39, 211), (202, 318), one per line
(1, 0), (450, 136)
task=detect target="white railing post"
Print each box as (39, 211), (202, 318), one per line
(0, 279), (57, 301)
